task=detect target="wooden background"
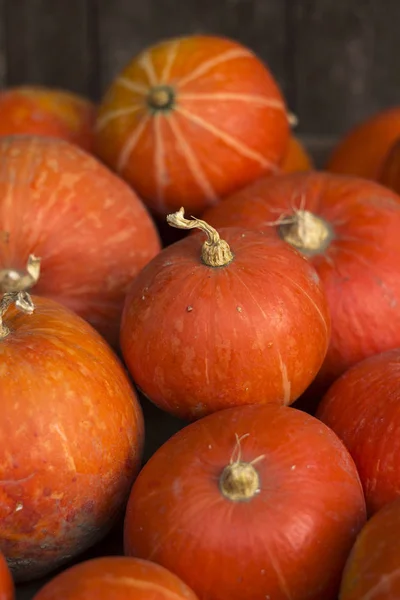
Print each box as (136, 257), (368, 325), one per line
(1, 1), (400, 142)
(5, 0), (400, 597)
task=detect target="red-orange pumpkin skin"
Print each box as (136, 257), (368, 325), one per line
(0, 296), (144, 582)
(281, 135), (314, 173)
(326, 106), (400, 180)
(202, 171), (400, 392)
(317, 348), (400, 516)
(120, 228), (330, 420)
(95, 34), (289, 216)
(0, 552), (14, 600)
(124, 404), (367, 600)
(379, 137), (400, 193)
(0, 136), (161, 347)
(339, 497), (400, 600)
(32, 556), (199, 600)
(0, 86), (95, 152)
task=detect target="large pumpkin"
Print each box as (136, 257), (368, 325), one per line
(326, 106), (400, 180)
(32, 557), (199, 600)
(317, 348), (400, 516)
(120, 208), (330, 421)
(0, 86), (95, 151)
(339, 497), (400, 600)
(202, 171), (400, 392)
(124, 403), (366, 600)
(0, 281), (144, 582)
(0, 135), (161, 347)
(95, 34), (289, 216)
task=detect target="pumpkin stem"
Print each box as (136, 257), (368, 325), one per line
(287, 111), (298, 128)
(219, 433), (264, 502)
(166, 207), (233, 267)
(278, 209), (333, 256)
(0, 291), (35, 338)
(0, 254), (41, 293)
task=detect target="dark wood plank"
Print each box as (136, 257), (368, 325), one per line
(0, 0), (6, 88)
(292, 0), (400, 136)
(4, 0), (97, 98)
(97, 0), (291, 102)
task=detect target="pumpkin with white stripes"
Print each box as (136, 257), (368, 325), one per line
(95, 34), (289, 216)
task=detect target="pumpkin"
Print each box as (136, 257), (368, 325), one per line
(32, 556), (198, 600)
(124, 403), (366, 600)
(316, 348), (400, 516)
(95, 34), (289, 216)
(120, 208), (330, 421)
(339, 497), (400, 600)
(281, 135), (313, 173)
(0, 135), (161, 347)
(201, 171), (400, 393)
(0, 273), (144, 582)
(326, 106), (400, 180)
(0, 551), (14, 600)
(379, 137), (400, 193)
(0, 86), (95, 151)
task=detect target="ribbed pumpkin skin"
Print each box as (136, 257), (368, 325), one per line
(0, 135), (161, 347)
(120, 227), (330, 421)
(0, 296), (144, 582)
(202, 171), (400, 391)
(95, 34), (289, 216)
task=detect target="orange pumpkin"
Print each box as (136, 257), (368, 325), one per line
(0, 284), (144, 582)
(340, 497), (400, 600)
(379, 137), (400, 193)
(32, 556), (198, 600)
(281, 135), (313, 173)
(0, 551), (13, 600)
(0, 135), (161, 347)
(95, 34), (289, 216)
(124, 404), (366, 600)
(326, 106), (400, 180)
(0, 86), (95, 152)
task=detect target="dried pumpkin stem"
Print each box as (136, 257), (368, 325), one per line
(219, 433), (264, 502)
(0, 254), (41, 293)
(0, 291), (35, 339)
(279, 209), (333, 256)
(166, 207), (233, 267)
(287, 111), (299, 128)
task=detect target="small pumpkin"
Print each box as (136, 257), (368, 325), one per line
(317, 348), (400, 516)
(202, 171), (400, 392)
(120, 207), (330, 421)
(124, 403), (366, 600)
(379, 136), (400, 193)
(0, 260), (144, 582)
(0, 86), (95, 152)
(0, 551), (14, 600)
(339, 497), (400, 600)
(32, 556), (198, 600)
(95, 34), (289, 216)
(326, 106), (400, 180)
(281, 135), (314, 173)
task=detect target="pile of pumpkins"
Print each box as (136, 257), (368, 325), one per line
(1, 32), (400, 600)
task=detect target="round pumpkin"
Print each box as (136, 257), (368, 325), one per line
(0, 551), (14, 600)
(379, 136), (400, 193)
(0, 282), (144, 582)
(124, 403), (366, 600)
(0, 135), (161, 347)
(202, 171), (400, 392)
(326, 106), (400, 180)
(95, 34), (289, 216)
(120, 208), (330, 421)
(0, 86), (95, 151)
(317, 348), (400, 516)
(281, 135), (313, 173)
(339, 497), (400, 600)
(32, 556), (198, 600)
